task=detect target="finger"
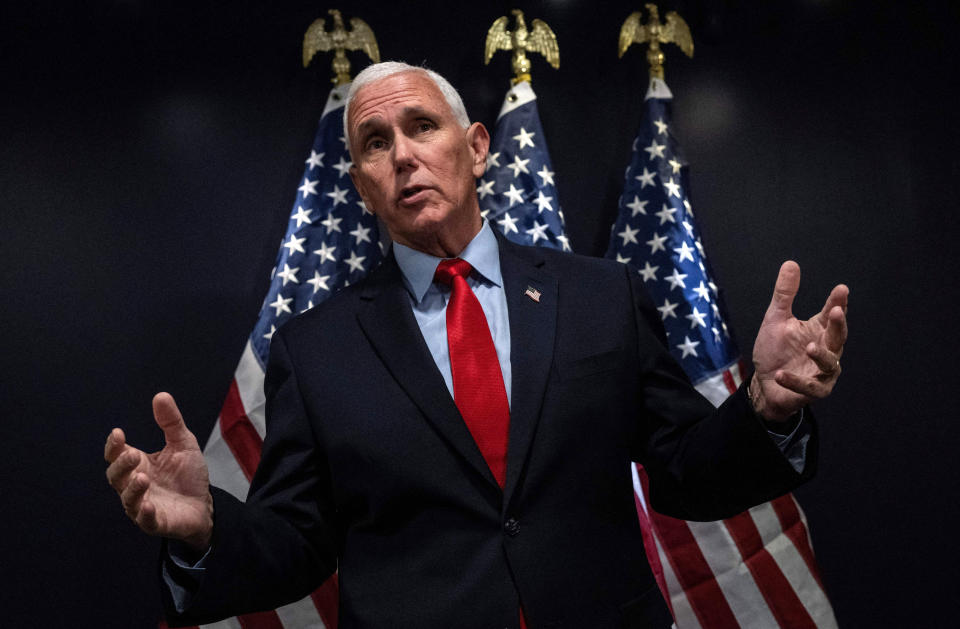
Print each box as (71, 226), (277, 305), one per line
(153, 392), (195, 449)
(137, 499), (160, 535)
(104, 428), (127, 463)
(805, 342), (841, 378)
(121, 471), (149, 514)
(106, 449), (142, 492)
(764, 261), (801, 322)
(775, 369), (835, 400)
(817, 284), (849, 325)
(823, 306), (847, 354)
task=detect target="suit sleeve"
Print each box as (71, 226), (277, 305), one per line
(624, 265), (818, 521)
(162, 330), (338, 626)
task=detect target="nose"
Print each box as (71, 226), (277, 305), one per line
(392, 134), (418, 173)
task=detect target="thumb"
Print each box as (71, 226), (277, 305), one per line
(764, 260), (801, 322)
(152, 392), (196, 449)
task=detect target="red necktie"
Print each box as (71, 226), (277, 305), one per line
(436, 259), (525, 628)
(434, 258), (511, 488)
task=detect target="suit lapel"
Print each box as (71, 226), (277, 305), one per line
(356, 255), (501, 490)
(497, 235), (559, 509)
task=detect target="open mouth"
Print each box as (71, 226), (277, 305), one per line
(401, 185), (423, 198)
(399, 185), (428, 204)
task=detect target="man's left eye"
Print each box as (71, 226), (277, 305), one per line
(416, 121), (435, 133)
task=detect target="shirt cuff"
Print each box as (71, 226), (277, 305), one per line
(161, 539), (211, 614)
(764, 408), (811, 474)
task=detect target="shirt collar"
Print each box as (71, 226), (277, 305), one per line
(393, 220), (503, 304)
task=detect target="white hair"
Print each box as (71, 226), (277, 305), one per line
(343, 61), (471, 156)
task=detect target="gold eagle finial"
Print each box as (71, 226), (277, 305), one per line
(619, 3), (693, 79)
(484, 9), (559, 85)
(303, 9), (380, 85)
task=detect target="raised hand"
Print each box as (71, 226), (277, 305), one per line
(750, 261), (849, 421)
(105, 393), (214, 550)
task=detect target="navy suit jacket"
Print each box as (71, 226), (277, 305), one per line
(164, 232), (815, 628)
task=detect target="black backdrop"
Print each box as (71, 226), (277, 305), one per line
(3, 1), (959, 626)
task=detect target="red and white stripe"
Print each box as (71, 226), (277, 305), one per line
(633, 363), (837, 628)
(181, 340), (339, 629)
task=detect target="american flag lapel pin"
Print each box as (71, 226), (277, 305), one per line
(524, 285), (541, 303)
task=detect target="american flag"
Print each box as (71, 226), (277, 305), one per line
(192, 83), (383, 629)
(607, 78), (838, 628)
(478, 81), (571, 251)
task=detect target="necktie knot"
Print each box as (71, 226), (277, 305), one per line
(434, 258), (473, 286)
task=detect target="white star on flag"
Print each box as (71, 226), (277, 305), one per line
(313, 241), (336, 263)
(526, 221), (549, 243)
(534, 191), (554, 213)
(665, 268), (688, 290)
(276, 264), (300, 286)
(645, 232), (668, 253)
(638, 262), (658, 282)
(321, 214), (342, 233)
(657, 298), (679, 320)
(513, 127), (536, 148)
(685, 307), (708, 329)
(326, 184), (350, 206)
(291, 206), (313, 227)
(504, 184), (525, 207)
(676, 335), (700, 358)
(693, 281), (711, 301)
(282, 234), (306, 255)
(332, 156), (352, 178)
(507, 155), (531, 177)
(635, 167), (656, 188)
(307, 270), (330, 293)
(618, 224), (640, 246)
(627, 196), (648, 216)
(298, 178), (319, 197)
(655, 204), (677, 224)
(305, 150), (324, 169)
(349, 224), (372, 244)
(644, 140), (666, 160)
(663, 177), (681, 198)
(674, 241), (696, 263)
(269, 293), (293, 316)
(343, 251), (366, 273)
(536, 164), (555, 186)
(477, 179), (495, 199)
(497, 212), (519, 234)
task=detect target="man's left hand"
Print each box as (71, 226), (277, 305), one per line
(750, 261), (849, 422)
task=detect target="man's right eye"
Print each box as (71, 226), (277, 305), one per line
(366, 138), (387, 151)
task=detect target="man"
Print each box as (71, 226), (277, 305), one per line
(105, 62), (848, 628)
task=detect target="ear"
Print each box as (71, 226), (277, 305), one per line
(349, 165), (375, 215)
(465, 122), (490, 179)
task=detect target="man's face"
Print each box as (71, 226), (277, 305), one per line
(347, 71), (489, 254)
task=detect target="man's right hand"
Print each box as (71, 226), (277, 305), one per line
(105, 392), (214, 551)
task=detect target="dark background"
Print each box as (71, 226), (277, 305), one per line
(2, 0), (958, 626)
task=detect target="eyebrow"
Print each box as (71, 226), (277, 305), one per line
(356, 117), (386, 137)
(400, 106), (435, 119)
